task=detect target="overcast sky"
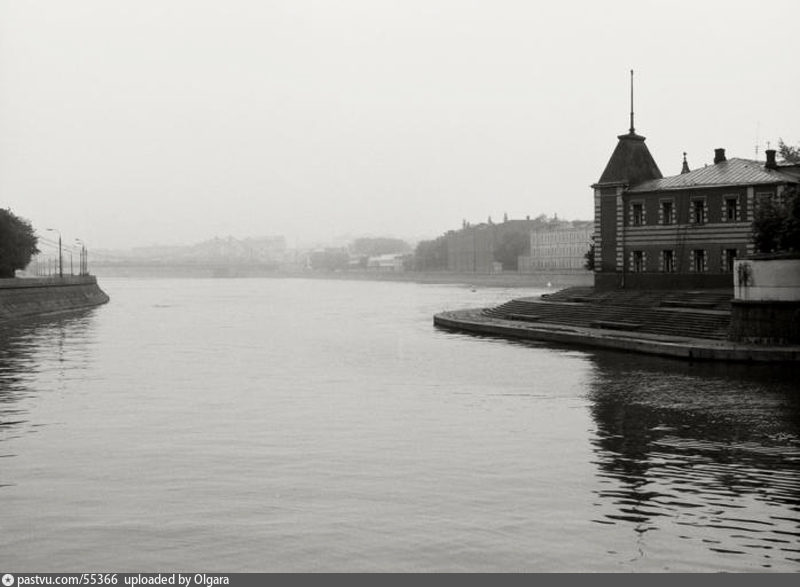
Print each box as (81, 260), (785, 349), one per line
(1, 0), (799, 249)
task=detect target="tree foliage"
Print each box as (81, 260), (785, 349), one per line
(350, 237), (411, 257)
(778, 139), (800, 164)
(414, 236), (448, 271)
(584, 242), (595, 271)
(309, 248), (349, 271)
(0, 209), (40, 278)
(494, 231), (529, 271)
(752, 186), (800, 254)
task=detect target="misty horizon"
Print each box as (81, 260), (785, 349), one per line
(2, 0), (799, 250)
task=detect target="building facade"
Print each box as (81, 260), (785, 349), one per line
(593, 128), (800, 289)
(366, 253), (406, 272)
(445, 218), (592, 273)
(446, 223), (499, 273)
(521, 225), (593, 272)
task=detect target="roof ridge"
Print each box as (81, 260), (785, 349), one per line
(629, 156), (798, 192)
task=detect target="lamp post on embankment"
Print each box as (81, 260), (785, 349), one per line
(46, 228), (63, 278)
(75, 239), (87, 276)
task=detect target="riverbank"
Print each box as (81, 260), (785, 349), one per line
(0, 276), (110, 323)
(434, 309), (800, 362)
(277, 269), (592, 288)
(434, 288), (800, 362)
(92, 264), (593, 289)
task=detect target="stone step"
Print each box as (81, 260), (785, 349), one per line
(485, 297), (731, 340)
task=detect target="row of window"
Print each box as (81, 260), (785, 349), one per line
(630, 248), (739, 273)
(630, 197), (741, 226)
(530, 245), (590, 256)
(531, 232), (592, 244)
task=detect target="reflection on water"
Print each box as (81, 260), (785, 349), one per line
(0, 312), (97, 446)
(587, 352), (800, 569)
(0, 279), (798, 571)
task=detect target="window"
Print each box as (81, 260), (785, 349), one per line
(693, 200), (706, 224)
(725, 197), (739, 221)
(632, 203), (644, 226)
(661, 201), (674, 225)
(633, 250), (644, 272)
(662, 250), (675, 273)
(756, 192), (774, 210)
(693, 249), (706, 273)
(724, 248), (737, 273)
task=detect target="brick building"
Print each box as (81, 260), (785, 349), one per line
(593, 126), (800, 289)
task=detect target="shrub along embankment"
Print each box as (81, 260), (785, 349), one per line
(0, 276), (109, 322)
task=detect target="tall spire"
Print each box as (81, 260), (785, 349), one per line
(629, 69), (635, 134)
(593, 68), (662, 188)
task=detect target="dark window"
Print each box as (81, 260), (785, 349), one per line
(693, 200), (706, 224)
(633, 251), (644, 272)
(725, 249), (737, 273)
(693, 250), (706, 272)
(726, 198), (738, 221)
(662, 250), (675, 273)
(661, 201), (674, 225)
(632, 203), (643, 226)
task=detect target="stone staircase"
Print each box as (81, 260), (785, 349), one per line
(484, 287), (733, 340)
(541, 287), (732, 310)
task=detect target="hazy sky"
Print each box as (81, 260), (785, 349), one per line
(1, 0), (799, 249)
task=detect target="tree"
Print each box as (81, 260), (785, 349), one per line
(309, 248), (349, 271)
(350, 237), (411, 257)
(584, 242), (595, 271)
(494, 231), (529, 271)
(752, 186), (800, 253)
(414, 236), (448, 271)
(778, 139), (800, 164)
(0, 209), (40, 278)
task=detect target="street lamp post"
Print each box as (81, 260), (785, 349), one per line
(46, 228), (63, 278)
(75, 239), (87, 276)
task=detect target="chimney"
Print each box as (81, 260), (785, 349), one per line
(765, 149), (778, 170)
(714, 148), (727, 164)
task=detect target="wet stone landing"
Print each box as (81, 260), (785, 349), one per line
(435, 287), (800, 362)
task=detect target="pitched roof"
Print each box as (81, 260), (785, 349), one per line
(629, 158), (799, 192)
(594, 132), (663, 187)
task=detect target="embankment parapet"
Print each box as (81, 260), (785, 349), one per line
(0, 276), (109, 322)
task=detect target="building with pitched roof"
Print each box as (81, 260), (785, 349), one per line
(592, 126), (800, 289)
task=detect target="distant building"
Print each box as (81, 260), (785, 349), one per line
(592, 122), (800, 289)
(446, 223), (499, 273)
(520, 224), (593, 272)
(366, 253), (406, 272)
(445, 218), (592, 273)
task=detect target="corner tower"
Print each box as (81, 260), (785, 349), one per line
(591, 71), (662, 288)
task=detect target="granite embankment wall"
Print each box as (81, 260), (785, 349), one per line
(0, 276), (110, 322)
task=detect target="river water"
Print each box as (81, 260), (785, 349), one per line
(0, 277), (798, 572)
